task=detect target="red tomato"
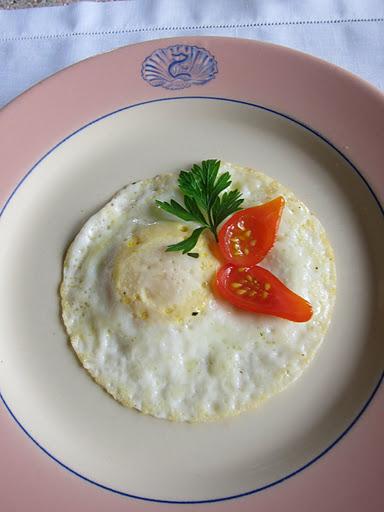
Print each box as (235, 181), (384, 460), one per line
(218, 197), (285, 266)
(215, 264), (313, 322)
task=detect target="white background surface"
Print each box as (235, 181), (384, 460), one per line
(0, 0), (383, 108)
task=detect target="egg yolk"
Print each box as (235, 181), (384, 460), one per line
(113, 222), (219, 322)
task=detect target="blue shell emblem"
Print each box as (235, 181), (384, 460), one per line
(141, 44), (218, 90)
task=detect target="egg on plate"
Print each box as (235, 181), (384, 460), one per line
(60, 162), (336, 422)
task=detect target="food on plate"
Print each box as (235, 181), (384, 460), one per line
(157, 161), (312, 321)
(215, 264), (313, 322)
(217, 197), (285, 266)
(60, 161), (336, 422)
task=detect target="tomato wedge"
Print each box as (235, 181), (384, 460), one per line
(215, 264), (313, 322)
(218, 197), (285, 266)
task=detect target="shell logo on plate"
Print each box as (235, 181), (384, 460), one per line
(141, 44), (218, 90)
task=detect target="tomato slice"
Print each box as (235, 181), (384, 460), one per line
(215, 264), (313, 322)
(218, 197), (285, 266)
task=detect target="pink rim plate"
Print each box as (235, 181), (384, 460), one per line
(0, 37), (383, 511)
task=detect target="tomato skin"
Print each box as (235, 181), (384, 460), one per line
(218, 197), (285, 266)
(215, 264), (313, 322)
(209, 240), (226, 263)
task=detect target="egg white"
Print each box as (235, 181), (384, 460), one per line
(60, 163), (336, 422)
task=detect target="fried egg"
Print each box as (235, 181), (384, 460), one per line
(60, 162), (336, 422)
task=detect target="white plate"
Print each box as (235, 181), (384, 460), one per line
(1, 96), (382, 502)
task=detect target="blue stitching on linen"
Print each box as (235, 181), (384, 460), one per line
(0, 17), (383, 42)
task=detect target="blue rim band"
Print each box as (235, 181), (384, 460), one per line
(1, 96), (383, 505)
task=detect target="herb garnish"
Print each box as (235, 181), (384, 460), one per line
(156, 160), (244, 254)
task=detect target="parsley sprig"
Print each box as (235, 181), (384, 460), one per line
(156, 160), (244, 254)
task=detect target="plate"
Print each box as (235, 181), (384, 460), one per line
(0, 37), (383, 511)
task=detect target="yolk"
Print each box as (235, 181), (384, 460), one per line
(113, 222), (219, 322)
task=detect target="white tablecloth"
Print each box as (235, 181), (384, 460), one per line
(0, 0), (383, 108)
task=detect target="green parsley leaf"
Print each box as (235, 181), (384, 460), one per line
(211, 189), (244, 228)
(156, 160), (244, 254)
(183, 195), (207, 226)
(165, 227), (206, 254)
(155, 199), (199, 223)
